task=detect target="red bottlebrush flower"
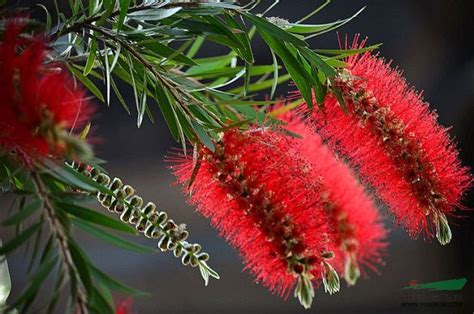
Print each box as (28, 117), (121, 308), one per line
(278, 110), (387, 286)
(0, 19), (92, 163)
(169, 129), (340, 308)
(115, 298), (133, 314)
(297, 35), (471, 245)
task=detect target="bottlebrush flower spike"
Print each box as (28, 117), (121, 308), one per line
(296, 35), (471, 245)
(278, 110), (387, 286)
(0, 18), (92, 163)
(169, 130), (340, 309)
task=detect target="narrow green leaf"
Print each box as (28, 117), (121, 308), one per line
(128, 7), (182, 21)
(333, 87), (348, 114)
(68, 239), (93, 294)
(82, 36), (97, 76)
(74, 219), (155, 254)
(315, 44), (382, 55)
(55, 202), (136, 234)
(9, 258), (57, 309)
(2, 198), (43, 226)
(155, 83), (179, 141)
(228, 74), (291, 94)
(0, 222), (41, 255)
(42, 159), (109, 194)
(257, 30), (313, 105)
(270, 50), (279, 99)
(139, 40), (197, 66)
(300, 47), (336, 77)
(191, 122), (215, 152)
(68, 64), (105, 102)
(117, 0), (132, 31)
(89, 286), (115, 314)
(110, 75), (131, 114)
(137, 71), (148, 128)
(243, 13), (308, 47)
(37, 4), (52, 32)
(90, 266), (148, 296)
(186, 36), (204, 58)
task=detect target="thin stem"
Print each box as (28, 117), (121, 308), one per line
(31, 172), (88, 314)
(296, 0), (331, 24)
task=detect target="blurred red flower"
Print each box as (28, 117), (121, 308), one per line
(0, 18), (92, 163)
(115, 297), (133, 314)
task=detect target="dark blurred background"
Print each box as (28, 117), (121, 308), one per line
(3, 0), (474, 313)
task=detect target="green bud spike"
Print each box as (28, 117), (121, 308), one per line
(435, 212), (452, 246)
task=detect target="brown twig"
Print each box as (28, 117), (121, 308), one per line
(31, 172), (88, 314)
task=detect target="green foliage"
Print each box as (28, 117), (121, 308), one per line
(0, 154), (217, 313)
(46, 0), (373, 151)
(0, 0), (379, 311)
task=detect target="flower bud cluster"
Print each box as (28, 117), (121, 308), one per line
(70, 162), (210, 268)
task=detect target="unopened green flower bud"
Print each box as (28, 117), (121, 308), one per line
(164, 220), (177, 232)
(156, 212), (168, 225)
(120, 207), (133, 222)
(181, 253), (191, 266)
(144, 223), (161, 239)
(115, 189), (127, 200)
(178, 230), (189, 241)
(174, 245), (183, 258)
(101, 195), (113, 208)
(197, 252), (209, 261)
(110, 178), (123, 191)
(96, 173), (110, 185)
(122, 185), (135, 199)
(129, 210), (140, 225)
(129, 196), (143, 207)
(135, 218), (147, 232)
(191, 244), (201, 253)
(158, 236), (170, 252)
(141, 202), (156, 217)
(190, 255), (199, 267)
(167, 239), (177, 251)
(90, 167), (100, 179)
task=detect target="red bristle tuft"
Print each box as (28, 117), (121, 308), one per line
(278, 110), (387, 285)
(170, 129), (337, 306)
(298, 36), (471, 244)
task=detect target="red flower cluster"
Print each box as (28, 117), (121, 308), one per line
(170, 129), (338, 308)
(299, 36), (471, 244)
(170, 117), (387, 306)
(0, 19), (92, 162)
(280, 111), (387, 285)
